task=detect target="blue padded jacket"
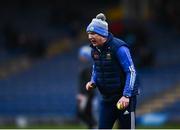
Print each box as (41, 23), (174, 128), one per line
(90, 33), (139, 99)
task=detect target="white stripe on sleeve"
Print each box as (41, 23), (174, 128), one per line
(129, 65), (136, 90)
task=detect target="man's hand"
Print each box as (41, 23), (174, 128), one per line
(76, 94), (87, 111)
(86, 81), (96, 91)
(117, 96), (130, 109)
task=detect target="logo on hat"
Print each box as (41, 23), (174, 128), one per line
(89, 26), (94, 32)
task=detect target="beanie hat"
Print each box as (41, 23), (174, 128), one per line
(86, 13), (108, 37)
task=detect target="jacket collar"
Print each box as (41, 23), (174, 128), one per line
(103, 32), (113, 47)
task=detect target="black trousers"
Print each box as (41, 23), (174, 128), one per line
(77, 96), (97, 128)
(98, 96), (137, 129)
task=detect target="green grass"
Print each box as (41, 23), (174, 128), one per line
(137, 124), (180, 129)
(0, 123), (180, 129)
(0, 123), (87, 129)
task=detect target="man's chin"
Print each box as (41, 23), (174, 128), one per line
(92, 43), (97, 46)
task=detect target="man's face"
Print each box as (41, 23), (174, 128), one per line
(88, 32), (106, 47)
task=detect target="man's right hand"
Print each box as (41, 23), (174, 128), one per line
(86, 81), (96, 91)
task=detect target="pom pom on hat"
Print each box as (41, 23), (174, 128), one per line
(96, 13), (106, 21)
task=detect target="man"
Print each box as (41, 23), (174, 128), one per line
(76, 45), (97, 128)
(85, 13), (139, 129)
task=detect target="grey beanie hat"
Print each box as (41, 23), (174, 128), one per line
(86, 13), (108, 37)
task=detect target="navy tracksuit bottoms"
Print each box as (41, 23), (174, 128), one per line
(98, 96), (137, 129)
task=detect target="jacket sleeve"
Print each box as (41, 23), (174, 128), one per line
(90, 64), (97, 84)
(116, 46), (136, 97)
